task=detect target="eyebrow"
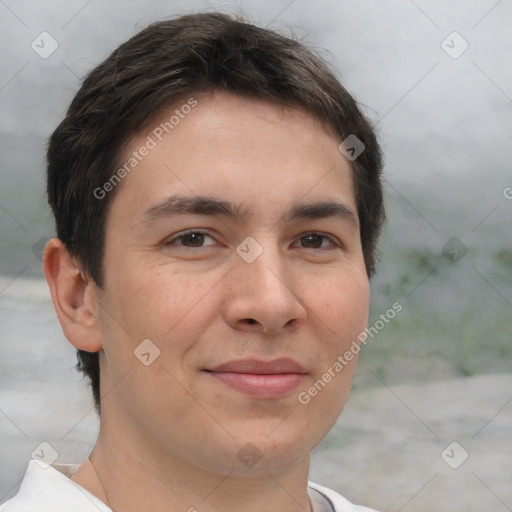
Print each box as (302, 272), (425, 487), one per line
(140, 195), (250, 224)
(287, 201), (358, 228)
(138, 195), (358, 228)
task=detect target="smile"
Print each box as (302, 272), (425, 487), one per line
(204, 358), (308, 398)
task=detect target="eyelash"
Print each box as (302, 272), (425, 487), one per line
(164, 229), (217, 248)
(164, 230), (341, 250)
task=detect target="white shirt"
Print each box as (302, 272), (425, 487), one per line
(0, 460), (378, 512)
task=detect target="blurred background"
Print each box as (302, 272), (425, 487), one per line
(1, 0), (511, 510)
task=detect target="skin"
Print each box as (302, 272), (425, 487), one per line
(44, 91), (370, 512)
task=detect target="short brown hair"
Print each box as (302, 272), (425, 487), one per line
(46, 12), (384, 412)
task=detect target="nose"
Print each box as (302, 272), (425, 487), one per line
(222, 243), (307, 335)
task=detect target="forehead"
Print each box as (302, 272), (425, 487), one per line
(108, 91), (356, 227)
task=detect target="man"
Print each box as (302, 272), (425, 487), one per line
(1, 12), (383, 512)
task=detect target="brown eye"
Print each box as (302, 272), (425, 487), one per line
(165, 230), (217, 248)
(300, 234), (325, 248)
(179, 232), (205, 247)
(296, 233), (340, 250)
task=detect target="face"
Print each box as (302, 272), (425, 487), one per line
(94, 91), (370, 475)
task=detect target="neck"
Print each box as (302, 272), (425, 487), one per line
(72, 423), (313, 512)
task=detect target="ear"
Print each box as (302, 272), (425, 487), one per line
(42, 238), (103, 352)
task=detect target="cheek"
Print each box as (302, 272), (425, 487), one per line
(106, 266), (224, 353)
(307, 269), (370, 342)
(97, 268), (219, 401)
(296, 273), (368, 433)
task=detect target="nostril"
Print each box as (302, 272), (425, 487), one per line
(245, 318), (257, 324)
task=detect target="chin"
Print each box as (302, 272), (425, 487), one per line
(184, 426), (315, 477)
(235, 427), (316, 473)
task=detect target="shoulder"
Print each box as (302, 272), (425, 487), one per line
(308, 481), (380, 512)
(0, 461), (111, 512)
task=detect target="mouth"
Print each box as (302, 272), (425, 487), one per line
(203, 358), (308, 399)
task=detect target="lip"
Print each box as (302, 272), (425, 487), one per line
(209, 358), (307, 374)
(205, 358), (308, 399)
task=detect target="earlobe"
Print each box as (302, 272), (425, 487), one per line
(42, 238), (103, 352)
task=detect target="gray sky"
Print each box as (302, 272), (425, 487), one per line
(0, 0), (511, 276)
(1, 0), (510, 170)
